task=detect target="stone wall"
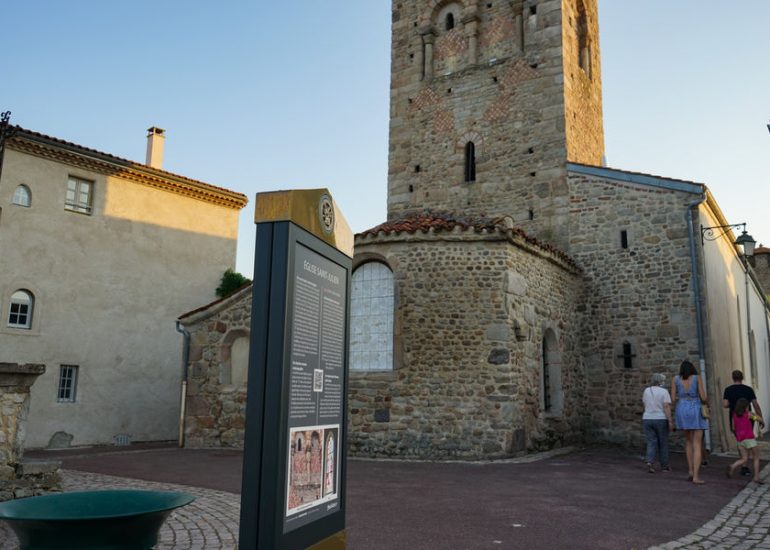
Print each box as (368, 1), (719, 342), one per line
(566, 169), (702, 445)
(180, 286), (252, 449)
(750, 251), (770, 297)
(0, 363), (60, 501)
(387, 0), (604, 251)
(562, 0), (604, 165)
(350, 225), (585, 459)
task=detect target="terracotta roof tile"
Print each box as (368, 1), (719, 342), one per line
(357, 210), (578, 269)
(754, 246), (770, 255)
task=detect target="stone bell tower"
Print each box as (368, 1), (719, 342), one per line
(387, 0), (604, 247)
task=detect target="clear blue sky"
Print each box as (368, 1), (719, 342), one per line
(3, 1), (769, 279)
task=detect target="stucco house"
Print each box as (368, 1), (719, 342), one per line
(178, 0), (770, 459)
(0, 121), (247, 448)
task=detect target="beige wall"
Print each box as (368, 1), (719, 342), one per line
(699, 204), (770, 451)
(0, 147), (241, 447)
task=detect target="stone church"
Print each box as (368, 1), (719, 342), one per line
(179, 0), (770, 459)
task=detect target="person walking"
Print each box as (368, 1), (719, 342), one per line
(723, 370), (765, 476)
(726, 397), (765, 484)
(671, 360), (709, 484)
(642, 373), (673, 473)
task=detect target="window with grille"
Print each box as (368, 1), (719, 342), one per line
(7, 290), (34, 329)
(12, 185), (31, 207)
(350, 262), (394, 371)
(57, 365), (79, 402)
(65, 176), (93, 214)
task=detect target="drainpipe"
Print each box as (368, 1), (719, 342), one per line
(686, 195), (711, 452)
(175, 320), (191, 448)
(744, 258), (754, 383)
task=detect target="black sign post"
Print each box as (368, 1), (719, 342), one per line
(239, 190), (352, 550)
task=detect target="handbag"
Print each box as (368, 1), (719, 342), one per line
(701, 404), (710, 419)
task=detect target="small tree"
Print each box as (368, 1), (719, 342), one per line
(216, 269), (251, 298)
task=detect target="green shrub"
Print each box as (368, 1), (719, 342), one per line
(216, 269), (251, 298)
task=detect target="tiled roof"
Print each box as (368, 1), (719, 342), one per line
(9, 126), (248, 208)
(357, 211), (498, 236)
(356, 210), (578, 269)
(755, 246), (770, 255)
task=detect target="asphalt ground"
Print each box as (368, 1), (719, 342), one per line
(24, 445), (755, 550)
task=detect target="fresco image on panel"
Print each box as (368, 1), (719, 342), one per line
(286, 425), (339, 516)
(323, 428), (338, 498)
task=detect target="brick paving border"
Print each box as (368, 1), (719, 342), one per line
(646, 463), (770, 550)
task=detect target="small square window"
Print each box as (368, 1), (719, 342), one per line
(65, 176), (93, 214)
(57, 365), (79, 403)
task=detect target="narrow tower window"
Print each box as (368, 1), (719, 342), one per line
(542, 338), (551, 411)
(577, 0), (591, 77)
(620, 230), (628, 249)
(464, 141), (476, 182)
(620, 342), (635, 369)
(445, 12), (455, 30)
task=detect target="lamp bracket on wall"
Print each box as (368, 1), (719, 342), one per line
(700, 223), (746, 244)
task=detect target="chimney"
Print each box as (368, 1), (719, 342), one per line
(145, 126), (165, 169)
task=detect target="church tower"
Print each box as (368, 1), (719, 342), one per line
(387, 0), (604, 246)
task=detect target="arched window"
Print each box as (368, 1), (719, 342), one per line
(464, 141), (476, 182)
(219, 329), (250, 386)
(324, 432), (336, 496)
(12, 185), (31, 207)
(8, 290), (34, 329)
(230, 336), (250, 386)
(542, 329), (563, 415)
(445, 12), (455, 30)
(350, 262), (394, 371)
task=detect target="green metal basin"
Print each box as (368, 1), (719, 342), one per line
(0, 489), (195, 549)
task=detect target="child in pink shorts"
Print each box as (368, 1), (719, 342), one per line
(727, 398), (765, 483)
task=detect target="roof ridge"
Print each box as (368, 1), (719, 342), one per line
(10, 126), (247, 205)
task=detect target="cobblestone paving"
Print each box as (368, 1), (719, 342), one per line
(0, 470), (240, 550)
(1, 465), (769, 549)
(647, 464), (770, 550)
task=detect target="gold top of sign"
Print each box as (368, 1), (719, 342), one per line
(254, 189), (353, 257)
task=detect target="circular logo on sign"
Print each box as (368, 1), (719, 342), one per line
(319, 194), (334, 235)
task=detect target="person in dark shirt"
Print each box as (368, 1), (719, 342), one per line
(723, 370), (765, 476)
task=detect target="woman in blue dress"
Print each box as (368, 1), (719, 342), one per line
(671, 360), (709, 484)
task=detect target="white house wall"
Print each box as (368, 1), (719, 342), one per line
(0, 147), (242, 448)
(699, 204), (770, 451)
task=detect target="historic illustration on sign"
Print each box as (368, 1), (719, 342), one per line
(323, 428), (338, 497)
(286, 425), (339, 515)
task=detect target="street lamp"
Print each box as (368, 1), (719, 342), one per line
(700, 223), (756, 257)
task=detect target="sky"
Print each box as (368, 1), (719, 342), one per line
(3, 1), (769, 279)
